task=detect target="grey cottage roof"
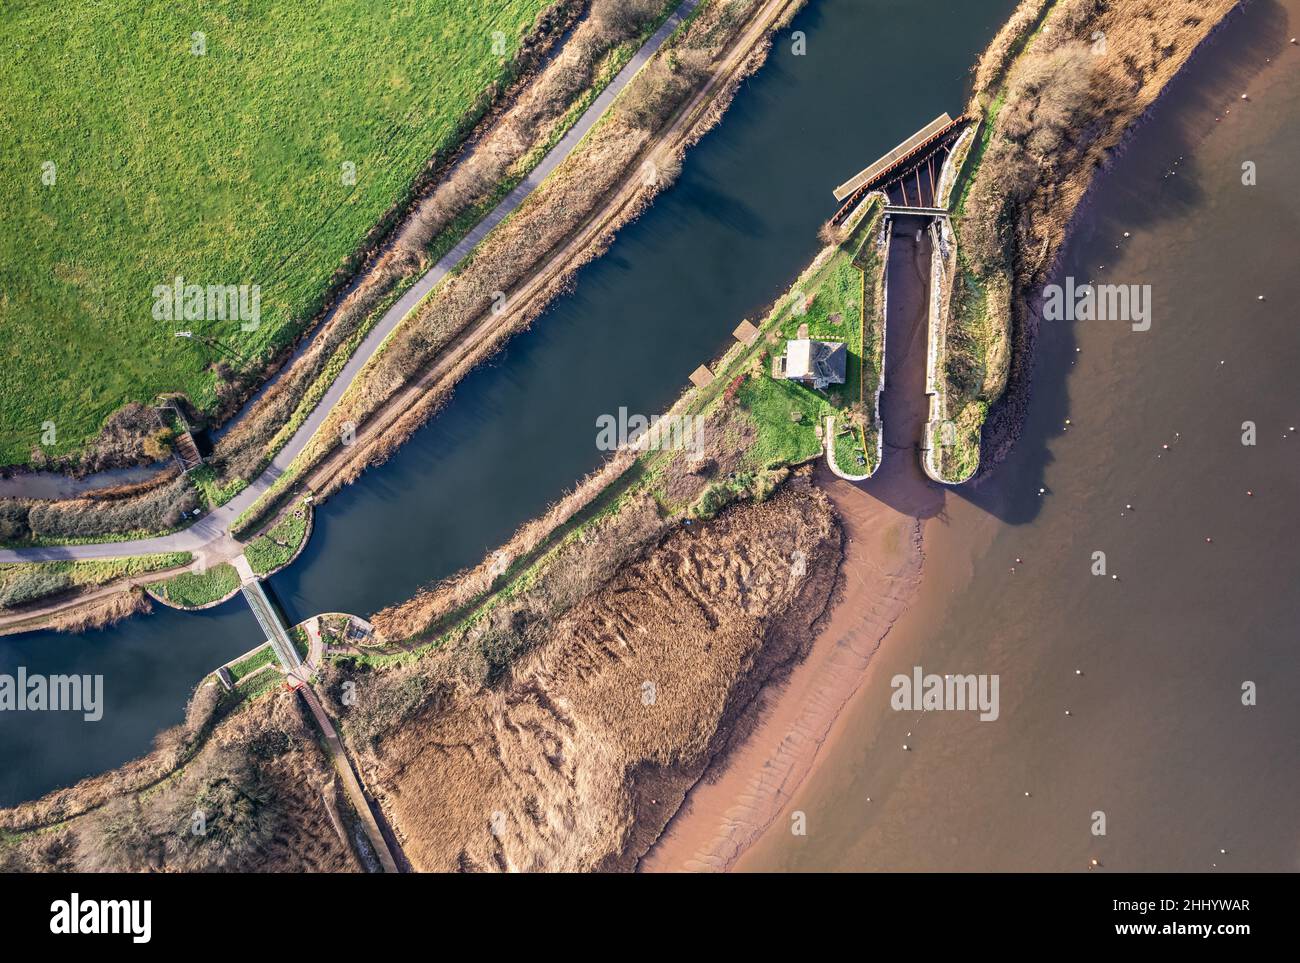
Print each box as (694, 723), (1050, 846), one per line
(784, 339), (847, 387)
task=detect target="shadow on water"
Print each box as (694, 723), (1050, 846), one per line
(677, 174), (769, 236)
(948, 0), (1290, 527)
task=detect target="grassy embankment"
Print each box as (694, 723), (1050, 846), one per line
(0, 553), (190, 609)
(931, 0), (1056, 481)
(0, 0), (554, 468)
(151, 563), (241, 609)
(243, 505), (311, 576)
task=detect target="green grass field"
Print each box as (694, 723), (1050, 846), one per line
(227, 644), (276, 683)
(735, 376), (826, 471)
(152, 562), (241, 608)
(244, 505), (309, 576)
(0, 0), (551, 465)
(0, 552), (190, 609)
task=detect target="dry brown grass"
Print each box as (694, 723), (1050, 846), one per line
(36, 587), (151, 635)
(354, 478), (842, 872)
(0, 686), (356, 873)
(971, 0), (1054, 99)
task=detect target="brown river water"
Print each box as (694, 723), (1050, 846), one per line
(661, 0), (1300, 872)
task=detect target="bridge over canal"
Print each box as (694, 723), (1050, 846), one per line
(232, 554), (302, 674)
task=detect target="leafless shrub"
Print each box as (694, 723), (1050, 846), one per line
(32, 834), (77, 873)
(164, 747), (282, 871)
(1053, 0), (1110, 38)
(649, 150), (683, 188)
(33, 403), (163, 475)
(76, 795), (160, 872)
(25, 472), (198, 539)
(0, 500), (31, 542)
(618, 49), (711, 129)
(0, 840), (28, 872)
(591, 0), (665, 40)
(818, 219), (843, 247)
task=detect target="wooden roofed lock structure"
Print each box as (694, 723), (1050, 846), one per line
(830, 112), (972, 224)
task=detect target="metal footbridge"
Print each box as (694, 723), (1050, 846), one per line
(238, 571), (301, 671)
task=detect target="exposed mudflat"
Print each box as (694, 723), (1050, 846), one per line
(640, 468), (925, 871)
(640, 219), (940, 873)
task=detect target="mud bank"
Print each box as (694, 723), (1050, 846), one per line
(641, 218), (942, 871)
(640, 467), (924, 871)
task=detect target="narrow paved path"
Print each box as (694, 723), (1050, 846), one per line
(298, 684), (401, 873)
(0, 0), (700, 566)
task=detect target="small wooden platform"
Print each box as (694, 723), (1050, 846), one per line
(689, 365), (715, 388)
(732, 320), (760, 345)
